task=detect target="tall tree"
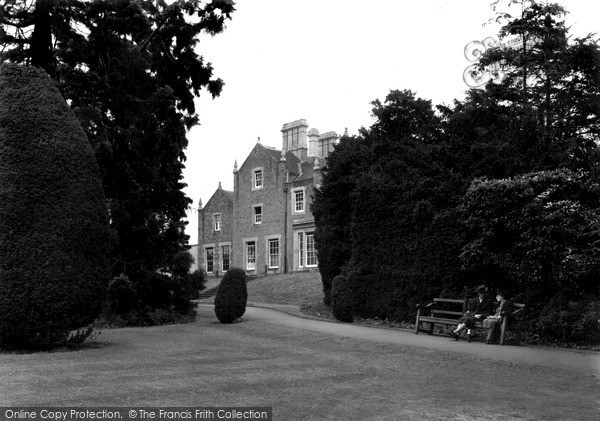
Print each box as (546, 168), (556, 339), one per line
(474, 0), (600, 172)
(347, 90), (459, 320)
(0, 0), (235, 276)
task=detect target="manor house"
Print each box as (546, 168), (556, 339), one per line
(197, 119), (338, 277)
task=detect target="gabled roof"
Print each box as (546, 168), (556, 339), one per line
(238, 142), (302, 174)
(221, 189), (234, 201)
(203, 185), (233, 211)
(292, 156), (325, 182)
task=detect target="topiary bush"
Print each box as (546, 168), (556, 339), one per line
(214, 268), (248, 324)
(0, 64), (112, 349)
(331, 275), (354, 323)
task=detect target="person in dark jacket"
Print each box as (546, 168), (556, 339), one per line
(449, 285), (494, 340)
(482, 289), (515, 344)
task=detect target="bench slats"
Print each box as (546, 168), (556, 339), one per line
(418, 317), (458, 325)
(433, 298), (465, 304)
(431, 310), (463, 317)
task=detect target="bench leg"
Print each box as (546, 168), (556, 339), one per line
(467, 328), (472, 343)
(500, 317), (508, 345)
(414, 310), (421, 334)
(427, 322), (434, 335)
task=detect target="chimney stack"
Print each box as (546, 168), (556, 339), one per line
(281, 119), (309, 161)
(308, 128), (320, 157)
(318, 131), (338, 158)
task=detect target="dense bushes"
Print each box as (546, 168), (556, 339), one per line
(0, 64), (112, 349)
(534, 292), (600, 346)
(99, 268), (200, 327)
(107, 274), (137, 315)
(214, 268), (247, 324)
(331, 275), (354, 323)
(186, 269), (207, 300)
(461, 170), (600, 312)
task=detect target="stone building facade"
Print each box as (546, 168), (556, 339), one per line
(197, 119), (338, 277)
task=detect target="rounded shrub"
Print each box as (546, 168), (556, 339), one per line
(0, 64), (112, 349)
(331, 275), (354, 323)
(214, 268), (248, 324)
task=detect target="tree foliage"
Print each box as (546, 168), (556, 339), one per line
(313, 2), (600, 344)
(477, 0), (600, 172)
(461, 169), (600, 309)
(331, 275), (354, 323)
(0, 0), (235, 279)
(312, 134), (367, 305)
(0, 63), (112, 348)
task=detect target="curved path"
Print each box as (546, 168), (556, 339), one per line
(201, 303), (600, 374)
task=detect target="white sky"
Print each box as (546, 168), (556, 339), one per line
(182, 0), (600, 245)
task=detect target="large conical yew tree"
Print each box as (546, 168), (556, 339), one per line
(0, 0), (235, 279)
(0, 63), (112, 348)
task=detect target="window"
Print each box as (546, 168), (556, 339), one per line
(206, 247), (214, 273)
(298, 232), (304, 267)
(221, 245), (230, 272)
(298, 232), (317, 268)
(306, 233), (317, 266)
(246, 241), (256, 270)
(253, 205), (262, 224)
(213, 213), (221, 231)
(268, 239), (279, 269)
(253, 168), (263, 189)
(293, 188), (305, 213)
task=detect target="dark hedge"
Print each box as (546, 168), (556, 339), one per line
(0, 64), (112, 348)
(331, 275), (354, 323)
(214, 268), (247, 324)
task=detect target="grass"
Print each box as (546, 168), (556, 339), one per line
(243, 272), (415, 330)
(246, 271), (324, 306)
(200, 271), (324, 306)
(1, 305), (597, 420)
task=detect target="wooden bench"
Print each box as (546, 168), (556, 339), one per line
(466, 302), (526, 345)
(415, 298), (526, 345)
(414, 298), (466, 335)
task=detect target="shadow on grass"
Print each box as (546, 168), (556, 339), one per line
(0, 339), (112, 355)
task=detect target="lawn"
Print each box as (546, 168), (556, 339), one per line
(202, 271), (324, 306)
(1, 305), (597, 420)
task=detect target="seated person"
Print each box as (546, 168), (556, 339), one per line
(482, 289), (515, 344)
(450, 284), (494, 340)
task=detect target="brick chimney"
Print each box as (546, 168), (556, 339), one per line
(281, 119), (309, 161)
(318, 131), (338, 158)
(308, 128), (320, 157)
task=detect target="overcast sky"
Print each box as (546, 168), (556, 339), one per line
(182, 0), (599, 245)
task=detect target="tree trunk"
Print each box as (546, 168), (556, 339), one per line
(30, 0), (54, 73)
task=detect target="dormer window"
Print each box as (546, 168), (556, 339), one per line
(253, 168), (263, 190)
